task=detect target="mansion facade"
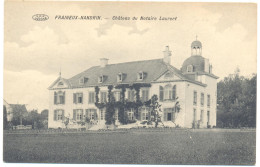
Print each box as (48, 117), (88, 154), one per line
(48, 40), (218, 129)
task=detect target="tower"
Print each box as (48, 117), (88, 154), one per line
(191, 36), (202, 56)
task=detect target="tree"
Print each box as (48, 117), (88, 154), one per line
(217, 69), (256, 128)
(3, 105), (8, 130)
(146, 95), (162, 128)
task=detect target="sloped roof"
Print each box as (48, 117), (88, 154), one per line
(49, 58), (209, 89)
(181, 55), (205, 73)
(68, 59), (170, 87)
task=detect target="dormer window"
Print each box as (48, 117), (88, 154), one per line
(138, 71), (144, 80)
(99, 75), (104, 83)
(117, 73), (125, 82)
(79, 77), (88, 85)
(187, 65), (193, 73)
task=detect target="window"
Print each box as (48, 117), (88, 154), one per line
(141, 108), (150, 121)
(141, 89), (149, 102)
(100, 109), (105, 120)
(99, 75), (104, 83)
(117, 73), (124, 82)
(100, 92), (107, 103)
(127, 90), (135, 101)
(164, 85), (172, 100)
(207, 94), (210, 107)
(86, 109), (97, 120)
(54, 109), (64, 121)
(88, 92), (95, 104)
(160, 85), (177, 101)
(114, 91), (121, 101)
(163, 108), (174, 121)
(73, 109), (83, 121)
(114, 109), (119, 121)
(200, 110), (204, 122)
(54, 91), (65, 104)
(193, 91), (197, 105)
(128, 109), (135, 120)
(187, 65), (193, 72)
(201, 93), (204, 106)
(73, 93), (83, 104)
(79, 77), (88, 85)
(137, 72), (144, 80)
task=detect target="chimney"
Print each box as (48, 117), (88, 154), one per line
(163, 46), (172, 64)
(100, 58), (109, 67)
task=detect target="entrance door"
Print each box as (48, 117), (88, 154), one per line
(167, 113), (172, 121)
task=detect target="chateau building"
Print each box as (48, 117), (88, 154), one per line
(48, 39), (218, 128)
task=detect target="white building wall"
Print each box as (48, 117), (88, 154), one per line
(150, 81), (186, 127)
(48, 77), (217, 129)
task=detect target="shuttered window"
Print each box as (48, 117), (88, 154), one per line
(88, 92), (95, 103)
(141, 107), (150, 121)
(113, 91), (121, 101)
(73, 109), (83, 121)
(86, 109), (97, 120)
(127, 109), (135, 120)
(73, 93), (83, 104)
(141, 89), (149, 102)
(100, 92), (107, 103)
(54, 109), (64, 121)
(128, 90), (135, 101)
(54, 91), (65, 104)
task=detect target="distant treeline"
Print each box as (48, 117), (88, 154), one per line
(217, 69), (256, 128)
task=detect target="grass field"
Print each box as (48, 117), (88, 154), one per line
(3, 129), (256, 165)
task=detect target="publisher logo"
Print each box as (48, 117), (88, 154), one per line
(32, 14), (49, 21)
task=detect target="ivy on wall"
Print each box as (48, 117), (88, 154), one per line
(95, 83), (152, 125)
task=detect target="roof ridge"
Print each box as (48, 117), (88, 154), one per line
(104, 58), (163, 67)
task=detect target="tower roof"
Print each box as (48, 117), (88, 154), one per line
(191, 40), (202, 48)
(181, 55), (205, 73)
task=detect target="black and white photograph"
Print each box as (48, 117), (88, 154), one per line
(2, 0), (257, 165)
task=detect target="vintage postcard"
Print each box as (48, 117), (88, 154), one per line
(3, 0), (257, 165)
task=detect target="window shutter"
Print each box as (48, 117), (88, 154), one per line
(172, 85), (176, 100)
(63, 92), (66, 104)
(128, 91), (130, 100)
(138, 109), (141, 120)
(73, 93), (76, 104)
(73, 110), (76, 120)
(148, 110), (151, 121)
(80, 110), (83, 121)
(54, 92), (57, 104)
(159, 86), (164, 101)
(54, 110), (57, 121)
(132, 91), (135, 101)
(94, 110), (97, 120)
(85, 109), (89, 119)
(62, 110), (65, 121)
(164, 111), (167, 121)
(81, 93), (83, 104)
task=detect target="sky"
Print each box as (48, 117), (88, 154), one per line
(3, 1), (257, 112)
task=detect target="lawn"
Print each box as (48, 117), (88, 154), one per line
(3, 129), (256, 165)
